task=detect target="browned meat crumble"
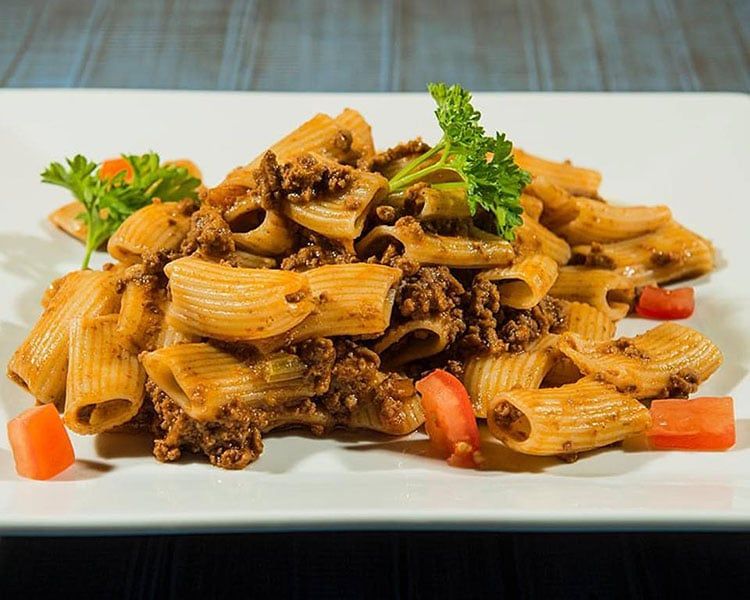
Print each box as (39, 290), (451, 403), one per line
(663, 368), (699, 398)
(367, 138), (430, 174)
(280, 229), (358, 271)
(605, 339), (649, 360)
(459, 279), (566, 355)
(571, 242), (616, 269)
(149, 380), (265, 470)
(180, 204), (236, 259)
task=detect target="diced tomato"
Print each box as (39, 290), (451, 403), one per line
(98, 157), (133, 182)
(415, 369), (483, 467)
(636, 286), (694, 320)
(646, 397), (735, 450)
(7, 404), (75, 480)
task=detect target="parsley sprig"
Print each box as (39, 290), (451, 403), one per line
(388, 83), (531, 240)
(41, 153), (200, 268)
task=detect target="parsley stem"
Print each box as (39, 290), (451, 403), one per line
(81, 240), (95, 270)
(431, 181), (467, 191)
(388, 145), (455, 192)
(389, 141), (444, 186)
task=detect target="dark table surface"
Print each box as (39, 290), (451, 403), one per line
(1, 1), (749, 598)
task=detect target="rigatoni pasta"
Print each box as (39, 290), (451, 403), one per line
(487, 377), (652, 456)
(7, 270), (119, 408)
(357, 218), (515, 268)
(549, 266), (635, 321)
(164, 256), (314, 341)
(107, 201), (193, 263)
(558, 323), (723, 400)
(65, 315), (146, 434)
(10, 89), (725, 472)
(142, 343), (317, 421)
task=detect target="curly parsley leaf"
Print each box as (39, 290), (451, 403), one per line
(388, 83), (530, 240)
(41, 152), (200, 269)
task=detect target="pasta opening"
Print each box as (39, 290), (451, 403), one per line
(6, 369), (30, 393)
(496, 279), (534, 307)
(381, 328), (441, 368)
(77, 399), (133, 428)
(492, 400), (531, 443)
(148, 368), (191, 412)
(358, 236), (405, 260)
(109, 245), (141, 264)
(605, 288), (632, 314)
(228, 209), (265, 234)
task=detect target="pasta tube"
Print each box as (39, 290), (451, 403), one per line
(357, 218), (515, 268)
(513, 149), (602, 197)
(558, 323), (723, 399)
(223, 194), (294, 255)
(142, 343), (317, 420)
(487, 377), (651, 455)
(108, 201), (193, 263)
(477, 254), (558, 309)
(571, 221), (714, 285)
(65, 315), (146, 434)
(164, 256), (314, 341)
(48, 201), (86, 242)
(549, 266), (635, 321)
(556, 197), (671, 245)
(514, 214), (571, 265)
(251, 263), (401, 353)
(463, 336), (560, 417)
(7, 269), (119, 408)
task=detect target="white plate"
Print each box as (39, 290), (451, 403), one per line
(0, 90), (748, 533)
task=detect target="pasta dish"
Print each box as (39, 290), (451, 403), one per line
(5, 84), (731, 478)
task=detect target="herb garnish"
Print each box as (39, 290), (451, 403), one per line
(41, 153), (200, 268)
(388, 83), (530, 240)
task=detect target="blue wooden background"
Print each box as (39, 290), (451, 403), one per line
(2, 0), (749, 92)
(2, 1), (750, 598)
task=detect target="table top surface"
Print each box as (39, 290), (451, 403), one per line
(1, 1), (748, 598)
(1, 0), (748, 93)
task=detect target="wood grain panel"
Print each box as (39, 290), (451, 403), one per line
(250, 0), (386, 91)
(0, 1), (747, 93)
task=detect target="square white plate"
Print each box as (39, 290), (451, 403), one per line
(0, 90), (748, 533)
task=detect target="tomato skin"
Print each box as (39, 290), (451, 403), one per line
(98, 157), (134, 182)
(7, 404), (75, 480)
(636, 286), (694, 320)
(646, 397), (735, 450)
(415, 370), (482, 468)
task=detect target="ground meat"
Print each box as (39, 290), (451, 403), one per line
(460, 280), (566, 355)
(391, 266), (466, 346)
(396, 266), (465, 320)
(280, 229), (358, 271)
(650, 249), (680, 267)
(500, 298), (566, 350)
(321, 340), (417, 431)
(367, 138), (430, 174)
(252, 151), (284, 209)
(606, 339), (649, 360)
(663, 369), (699, 398)
(294, 337), (336, 394)
(180, 205), (236, 259)
(375, 204), (398, 224)
(109, 397), (158, 434)
(149, 380), (264, 470)
(116, 252), (173, 292)
(280, 153), (352, 204)
(367, 243), (420, 276)
(571, 242), (616, 269)
(420, 218), (474, 237)
(493, 401), (527, 442)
